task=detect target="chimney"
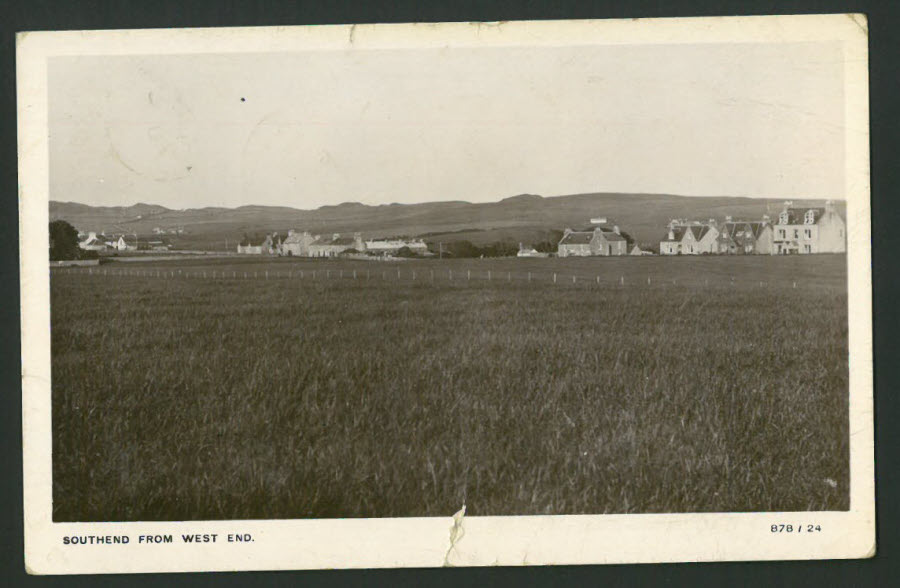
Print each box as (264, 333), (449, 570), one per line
(614, 225), (620, 234)
(762, 214), (770, 223)
(333, 233), (340, 240)
(564, 228), (572, 235)
(825, 200), (835, 213)
(725, 215), (732, 223)
(668, 229), (675, 241)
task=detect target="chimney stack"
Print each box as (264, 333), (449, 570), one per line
(614, 225), (620, 234)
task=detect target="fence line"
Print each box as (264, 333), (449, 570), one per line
(63, 265), (809, 290)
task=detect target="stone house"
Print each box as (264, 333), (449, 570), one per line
(772, 201), (846, 254)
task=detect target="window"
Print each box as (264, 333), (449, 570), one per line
(804, 229), (811, 239)
(778, 229), (786, 239)
(779, 212), (789, 224)
(804, 210), (816, 224)
(793, 229), (799, 239)
(804, 244), (811, 253)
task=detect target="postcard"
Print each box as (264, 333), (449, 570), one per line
(18, 14), (873, 573)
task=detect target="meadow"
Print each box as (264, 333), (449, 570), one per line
(50, 254), (849, 521)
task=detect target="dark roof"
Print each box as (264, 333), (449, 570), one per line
(720, 221), (769, 246)
(602, 232), (626, 242)
(559, 231), (593, 245)
(311, 236), (356, 247)
(661, 223), (716, 243)
(777, 208), (824, 225)
(687, 225), (712, 240)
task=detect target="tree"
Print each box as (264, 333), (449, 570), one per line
(49, 220), (81, 261)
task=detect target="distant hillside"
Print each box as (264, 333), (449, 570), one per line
(49, 193), (846, 252)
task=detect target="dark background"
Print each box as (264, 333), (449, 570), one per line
(1, 0), (896, 585)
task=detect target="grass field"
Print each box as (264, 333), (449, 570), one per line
(50, 254), (849, 521)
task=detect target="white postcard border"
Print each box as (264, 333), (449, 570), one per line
(18, 15), (874, 574)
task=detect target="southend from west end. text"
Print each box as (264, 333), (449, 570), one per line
(61, 533), (254, 545)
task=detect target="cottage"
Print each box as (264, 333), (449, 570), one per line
(364, 238), (428, 256)
(772, 200), (846, 254)
(716, 217), (774, 255)
(659, 220), (719, 255)
(282, 230), (316, 257)
(557, 226), (628, 257)
(78, 231), (108, 251)
(237, 233), (281, 255)
(112, 235), (138, 251)
(630, 244), (655, 256)
(517, 243), (549, 258)
(308, 233), (365, 257)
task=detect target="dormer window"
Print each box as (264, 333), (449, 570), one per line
(779, 212), (789, 225)
(804, 210), (816, 224)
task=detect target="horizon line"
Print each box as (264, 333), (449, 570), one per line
(50, 191), (845, 211)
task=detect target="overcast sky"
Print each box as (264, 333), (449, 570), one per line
(48, 41), (845, 209)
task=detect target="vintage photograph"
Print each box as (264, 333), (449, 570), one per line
(20, 16), (873, 572)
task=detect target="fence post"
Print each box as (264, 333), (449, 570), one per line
(353, 270), (357, 280)
(233, 271), (236, 278)
(413, 270), (416, 280)
(528, 272), (531, 282)
(620, 276), (624, 286)
(647, 277), (651, 285)
(596, 276), (600, 285)
(449, 269), (452, 280)
(431, 269), (434, 282)
(488, 270), (491, 281)
(327, 269), (330, 279)
(340, 270), (343, 279)
(468, 270), (471, 281)
(572, 275), (576, 284)
(398, 268), (401, 279)
(553, 273), (557, 284)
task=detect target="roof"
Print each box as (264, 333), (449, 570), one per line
(602, 232), (626, 242)
(283, 232), (311, 245)
(559, 232), (593, 245)
(720, 221), (769, 246)
(662, 224), (714, 243)
(311, 236), (356, 247)
(777, 208), (825, 225)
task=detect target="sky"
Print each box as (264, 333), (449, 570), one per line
(48, 41), (845, 209)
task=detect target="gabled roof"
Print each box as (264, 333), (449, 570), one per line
(311, 235), (356, 247)
(559, 231), (593, 245)
(602, 232), (626, 242)
(686, 225), (712, 240)
(720, 221), (769, 246)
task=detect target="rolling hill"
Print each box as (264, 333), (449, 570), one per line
(49, 193), (845, 252)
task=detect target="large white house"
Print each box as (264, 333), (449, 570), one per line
(772, 200), (846, 254)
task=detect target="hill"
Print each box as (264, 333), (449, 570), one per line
(49, 193), (845, 252)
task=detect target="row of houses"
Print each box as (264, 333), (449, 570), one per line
(552, 201), (845, 258)
(659, 201), (846, 255)
(238, 230), (429, 258)
(78, 231), (170, 252)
